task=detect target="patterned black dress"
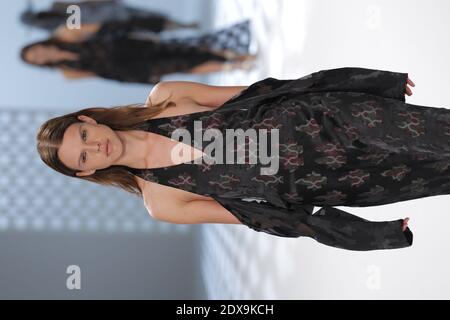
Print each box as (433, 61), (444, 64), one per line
(55, 20), (251, 84)
(126, 67), (450, 251)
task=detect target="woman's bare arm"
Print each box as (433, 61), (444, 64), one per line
(139, 179), (242, 224)
(146, 81), (248, 108)
(61, 68), (96, 79)
(141, 185), (241, 224)
(149, 198), (243, 225)
(53, 23), (101, 43)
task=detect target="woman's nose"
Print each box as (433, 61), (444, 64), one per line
(87, 142), (101, 152)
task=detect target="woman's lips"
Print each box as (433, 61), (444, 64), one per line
(106, 139), (110, 156)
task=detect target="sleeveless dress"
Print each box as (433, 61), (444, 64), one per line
(55, 20), (251, 84)
(126, 67), (450, 251)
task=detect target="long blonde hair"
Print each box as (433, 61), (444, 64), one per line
(36, 99), (174, 198)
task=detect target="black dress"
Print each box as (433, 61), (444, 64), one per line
(126, 67), (450, 251)
(55, 20), (251, 84)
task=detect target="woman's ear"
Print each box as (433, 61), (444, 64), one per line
(76, 169), (96, 177)
(77, 115), (97, 125)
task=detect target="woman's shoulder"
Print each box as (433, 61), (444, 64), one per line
(148, 98), (212, 119)
(146, 80), (248, 110)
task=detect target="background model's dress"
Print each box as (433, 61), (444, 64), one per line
(54, 20), (251, 83)
(126, 67), (450, 251)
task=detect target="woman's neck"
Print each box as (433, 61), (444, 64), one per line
(114, 130), (150, 169)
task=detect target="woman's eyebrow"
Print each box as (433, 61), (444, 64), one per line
(78, 125), (83, 169)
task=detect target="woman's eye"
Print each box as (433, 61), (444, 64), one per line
(82, 152), (87, 163)
(82, 130), (87, 141)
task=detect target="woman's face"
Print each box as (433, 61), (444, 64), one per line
(58, 115), (122, 176)
(24, 44), (63, 65)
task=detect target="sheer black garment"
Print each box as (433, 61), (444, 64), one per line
(54, 20), (251, 83)
(124, 67), (450, 251)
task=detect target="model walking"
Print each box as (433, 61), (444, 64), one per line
(36, 67), (443, 251)
(20, 20), (254, 83)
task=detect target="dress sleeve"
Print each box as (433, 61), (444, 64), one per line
(310, 67), (409, 102)
(223, 67), (408, 107)
(212, 196), (413, 251)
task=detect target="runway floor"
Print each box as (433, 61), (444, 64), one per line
(197, 0), (450, 299)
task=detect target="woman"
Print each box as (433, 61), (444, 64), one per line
(20, 20), (254, 83)
(36, 67), (441, 252)
(20, 0), (199, 33)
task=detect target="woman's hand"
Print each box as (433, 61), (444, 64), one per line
(402, 217), (410, 231)
(405, 77), (415, 96)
